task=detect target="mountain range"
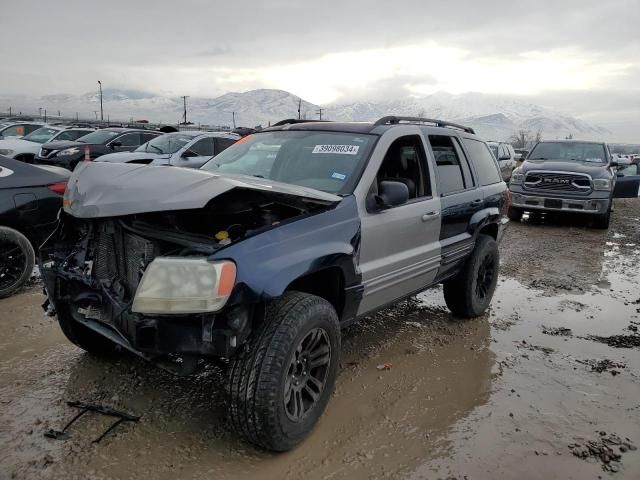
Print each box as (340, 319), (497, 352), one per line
(0, 88), (609, 142)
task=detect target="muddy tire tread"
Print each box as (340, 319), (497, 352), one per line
(0, 226), (35, 299)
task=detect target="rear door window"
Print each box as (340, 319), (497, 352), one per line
(116, 133), (141, 147)
(214, 137), (237, 155)
(428, 135), (472, 195)
(462, 138), (502, 186)
(190, 138), (215, 156)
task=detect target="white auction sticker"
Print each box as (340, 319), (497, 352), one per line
(312, 144), (360, 155)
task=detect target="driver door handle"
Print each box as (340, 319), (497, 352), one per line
(422, 211), (440, 222)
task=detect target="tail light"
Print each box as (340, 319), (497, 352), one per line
(48, 181), (67, 195)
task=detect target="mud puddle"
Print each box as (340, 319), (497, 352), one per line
(1, 199), (639, 480)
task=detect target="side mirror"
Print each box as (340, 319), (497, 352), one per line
(110, 141), (122, 148)
(371, 181), (409, 210)
(610, 161), (619, 168)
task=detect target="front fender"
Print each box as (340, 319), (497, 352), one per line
(210, 195), (362, 306)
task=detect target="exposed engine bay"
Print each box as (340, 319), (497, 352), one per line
(40, 187), (335, 371)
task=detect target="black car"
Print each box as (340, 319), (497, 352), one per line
(0, 156), (69, 298)
(33, 128), (164, 170)
(42, 116), (508, 450)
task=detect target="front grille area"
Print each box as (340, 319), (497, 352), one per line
(524, 171), (591, 193)
(92, 222), (158, 298)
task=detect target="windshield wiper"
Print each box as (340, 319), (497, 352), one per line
(147, 144), (163, 153)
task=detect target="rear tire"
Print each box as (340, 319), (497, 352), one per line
(0, 226), (35, 299)
(56, 305), (118, 356)
(443, 234), (499, 318)
(227, 291), (340, 451)
(507, 206), (523, 222)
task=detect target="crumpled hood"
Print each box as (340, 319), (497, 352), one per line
(520, 159), (612, 179)
(64, 162), (341, 218)
(95, 151), (169, 163)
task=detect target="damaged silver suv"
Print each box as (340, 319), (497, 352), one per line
(41, 116), (508, 451)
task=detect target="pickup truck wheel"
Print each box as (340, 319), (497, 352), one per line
(507, 206), (523, 222)
(443, 234), (499, 318)
(593, 206), (611, 229)
(56, 305), (118, 356)
(0, 226), (35, 299)
(227, 291), (340, 451)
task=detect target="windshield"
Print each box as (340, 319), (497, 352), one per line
(136, 133), (196, 154)
(22, 127), (61, 144)
(528, 142), (607, 163)
(75, 130), (121, 144)
(201, 131), (376, 194)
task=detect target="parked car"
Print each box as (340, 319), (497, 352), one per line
(0, 122), (44, 139)
(0, 126), (95, 163)
(33, 128), (164, 170)
(514, 148), (529, 163)
(96, 131), (239, 168)
(487, 141), (517, 181)
(508, 140), (638, 228)
(0, 156), (69, 298)
(40, 115), (508, 451)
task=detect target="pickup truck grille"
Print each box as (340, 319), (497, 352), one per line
(524, 171), (592, 193)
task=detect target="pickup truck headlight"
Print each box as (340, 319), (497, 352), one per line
(132, 257), (236, 314)
(58, 147), (80, 156)
(510, 172), (525, 185)
(593, 179), (612, 191)
(0, 149), (14, 156)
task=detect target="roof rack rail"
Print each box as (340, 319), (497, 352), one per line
(271, 118), (329, 127)
(374, 116), (475, 134)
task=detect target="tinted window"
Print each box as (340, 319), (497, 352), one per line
(141, 132), (162, 143)
(429, 135), (469, 195)
(189, 138), (215, 156)
(375, 135), (430, 200)
(136, 133), (195, 154)
(1, 125), (26, 137)
(462, 138), (502, 186)
(116, 133), (140, 147)
(214, 137), (237, 154)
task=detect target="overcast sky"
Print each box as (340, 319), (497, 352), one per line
(1, 0), (639, 133)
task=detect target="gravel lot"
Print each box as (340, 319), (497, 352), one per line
(1, 200), (639, 480)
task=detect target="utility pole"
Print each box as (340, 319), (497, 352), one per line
(297, 99), (301, 120)
(98, 80), (104, 121)
(316, 108), (323, 120)
(181, 96), (189, 124)
(44, 109), (47, 122)
(76, 112), (79, 121)
(8, 107), (11, 116)
(232, 112), (236, 128)
(39, 107), (42, 118)
(93, 111), (98, 120)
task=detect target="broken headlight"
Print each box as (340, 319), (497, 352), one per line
(132, 257), (236, 314)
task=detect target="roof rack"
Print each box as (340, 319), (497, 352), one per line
(271, 118), (329, 127)
(374, 116), (475, 134)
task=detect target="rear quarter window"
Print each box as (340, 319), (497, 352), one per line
(463, 138), (502, 186)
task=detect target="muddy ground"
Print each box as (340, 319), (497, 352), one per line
(1, 200), (640, 480)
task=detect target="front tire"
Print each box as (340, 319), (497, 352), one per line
(227, 291), (340, 451)
(593, 204), (611, 229)
(443, 234), (499, 318)
(0, 226), (35, 299)
(507, 206), (523, 222)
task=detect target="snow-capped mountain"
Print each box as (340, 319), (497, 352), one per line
(0, 89), (608, 141)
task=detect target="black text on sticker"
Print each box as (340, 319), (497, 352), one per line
(312, 145), (360, 155)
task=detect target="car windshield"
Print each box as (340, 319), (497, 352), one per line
(75, 130), (121, 144)
(528, 142), (607, 163)
(22, 127), (61, 144)
(136, 133), (196, 154)
(201, 130), (376, 194)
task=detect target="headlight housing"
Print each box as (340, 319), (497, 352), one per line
(58, 147), (80, 156)
(510, 171), (525, 185)
(593, 178), (612, 191)
(132, 257), (236, 314)
(0, 149), (14, 156)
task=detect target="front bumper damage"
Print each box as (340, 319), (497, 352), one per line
(40, 217), (251, 374)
